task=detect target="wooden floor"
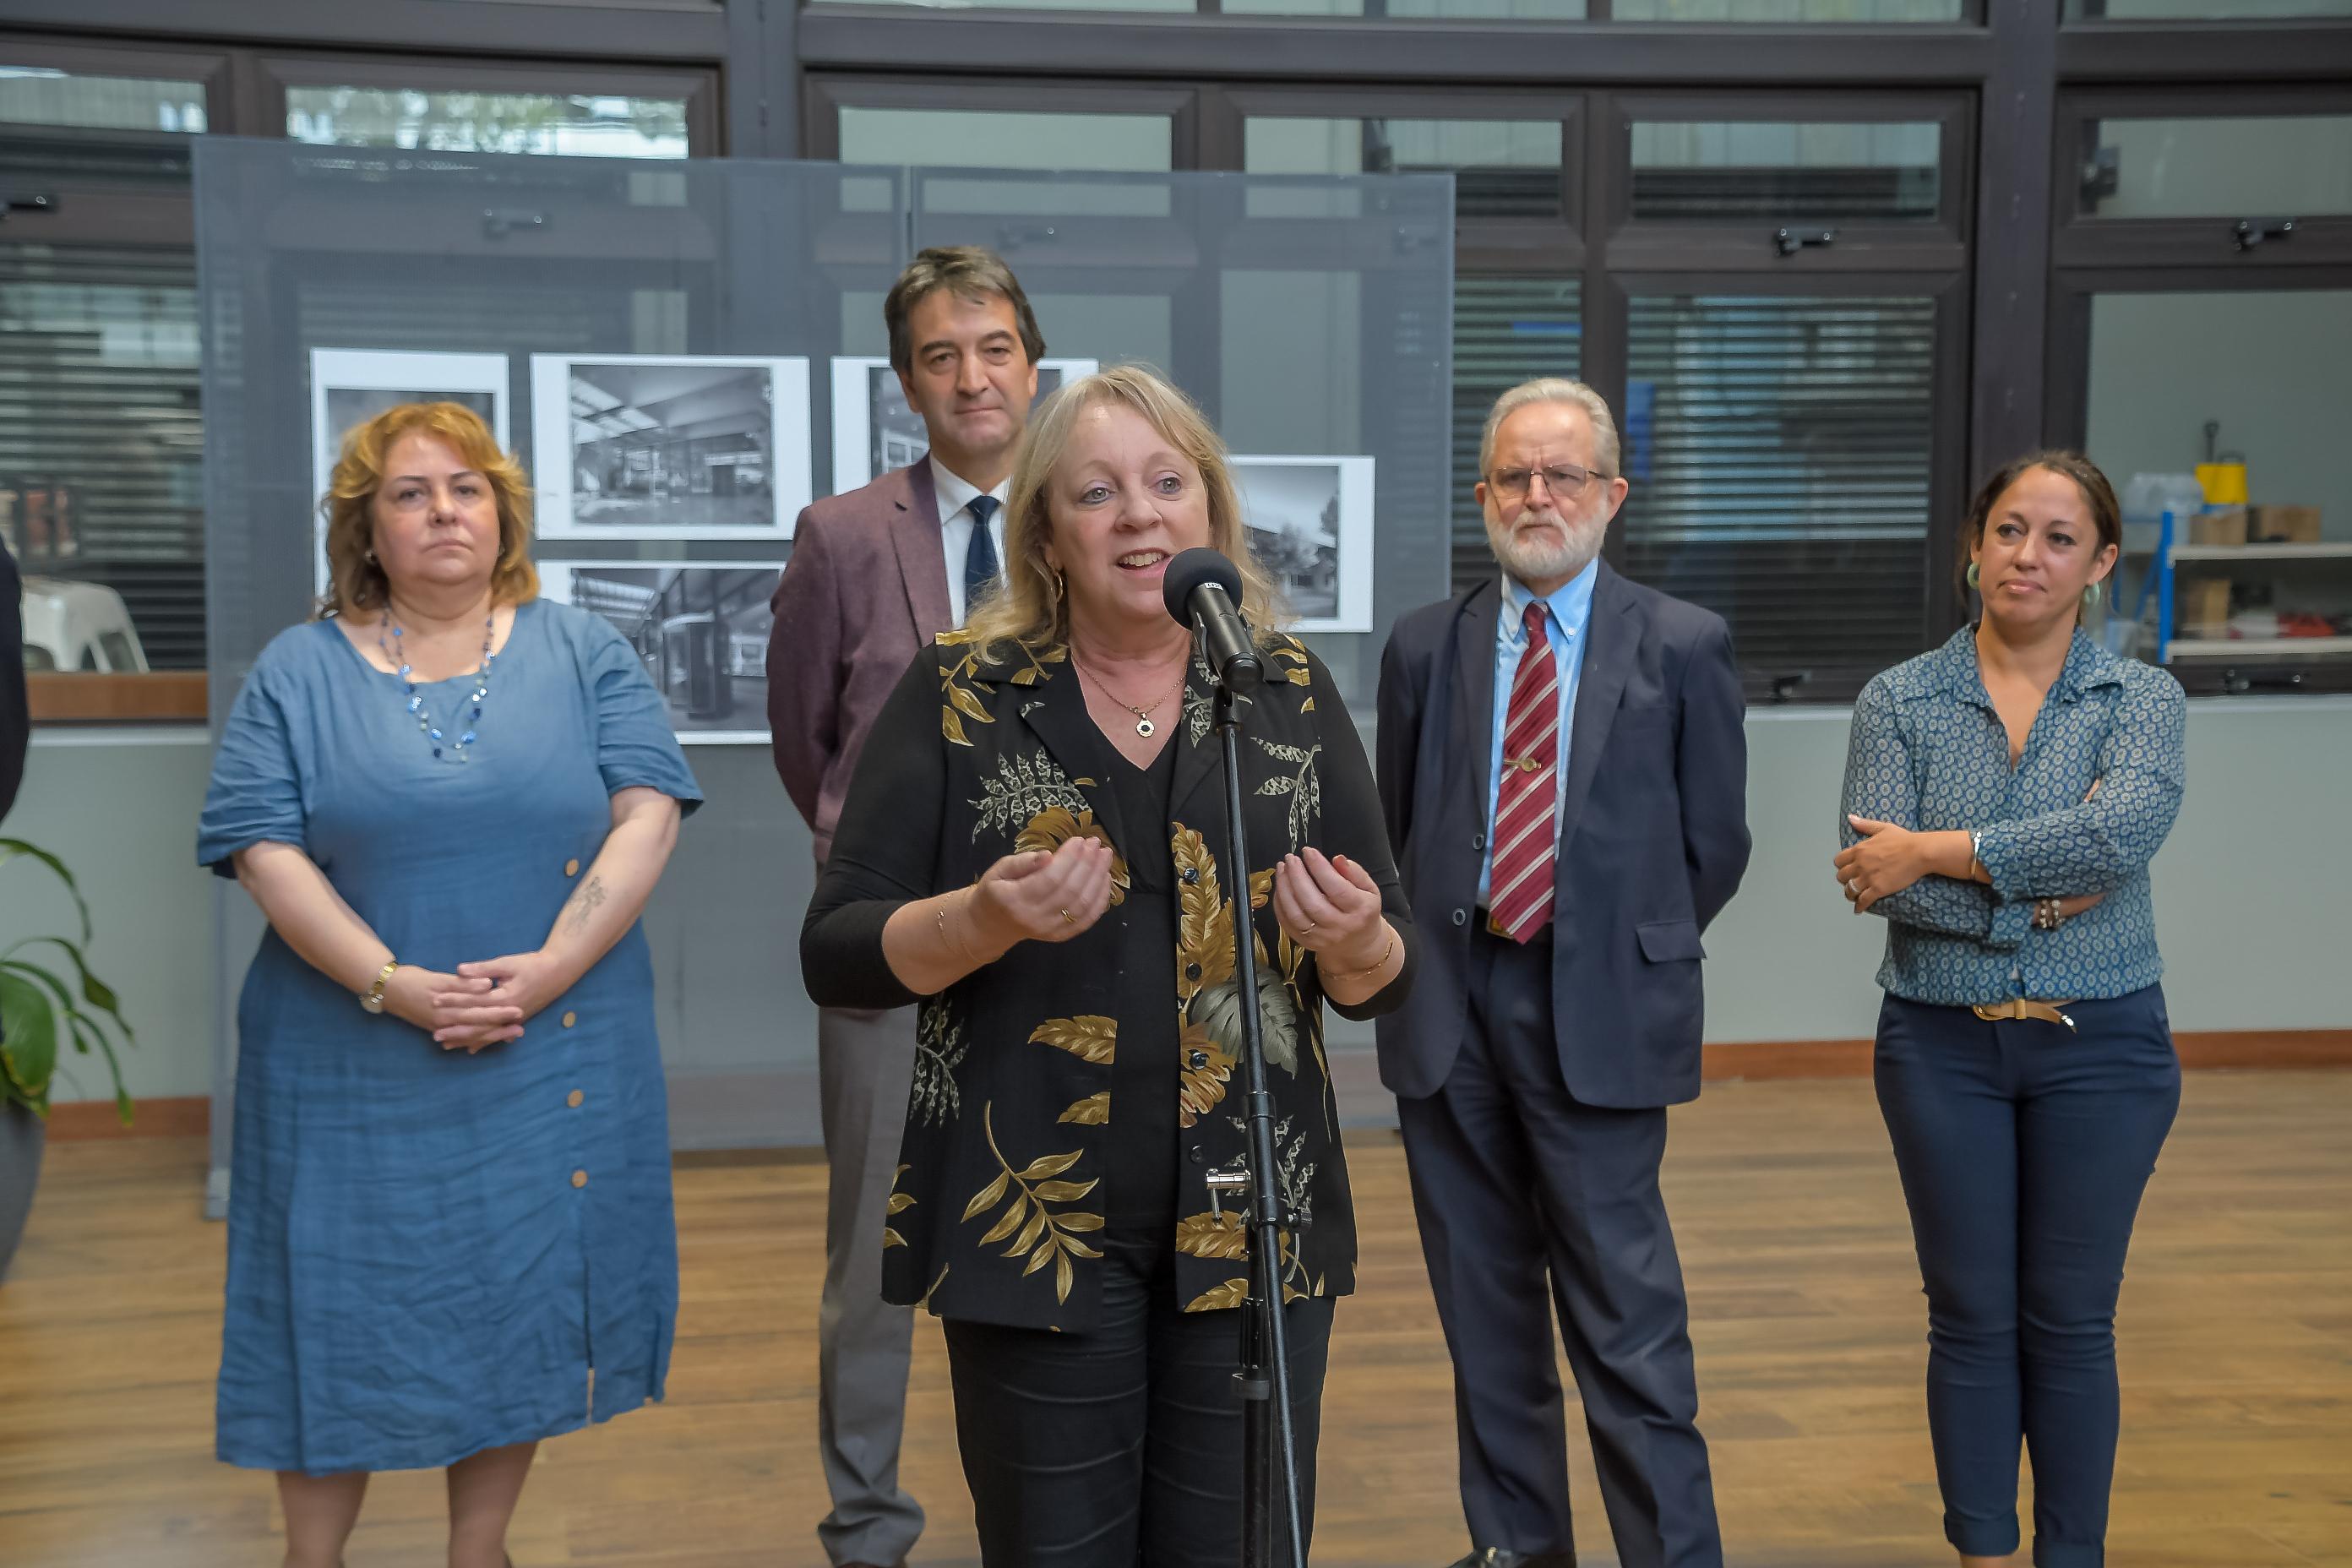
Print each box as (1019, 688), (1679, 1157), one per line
(3, 1073), (2348, 1568)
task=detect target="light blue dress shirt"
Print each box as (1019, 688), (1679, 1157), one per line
(1838, 626), (2186, 1005)
(1480, 558), (1598, 905)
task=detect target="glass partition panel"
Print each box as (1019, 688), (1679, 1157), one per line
(0, 64), (209, 133)
(1631, 119), (1943, 222)
(2079, 115), (2352, 220)
(195, 144), (1453, 1185)
(286, 87), (690, 158)
(1620, 291), (1937, 696)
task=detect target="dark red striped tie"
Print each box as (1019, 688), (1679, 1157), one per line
(1489, 601), (1559, 943)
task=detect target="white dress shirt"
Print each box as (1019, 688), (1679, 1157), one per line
(931, 456), (1010, 629)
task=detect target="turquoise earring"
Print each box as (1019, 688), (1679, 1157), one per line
(2082, 580), (2104, 610)
(1965, 561), (1980, 591)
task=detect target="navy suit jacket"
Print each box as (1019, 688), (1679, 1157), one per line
(1374, 564), (1751, 1108)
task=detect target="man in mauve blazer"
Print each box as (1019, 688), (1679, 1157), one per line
(1375, 379), (1750, 1568)
(766, 247), (1046, 1568)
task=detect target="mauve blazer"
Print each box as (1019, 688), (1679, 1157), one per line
(767, 459), (952, 864)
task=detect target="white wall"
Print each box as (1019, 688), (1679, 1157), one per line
(12, 699), (2349, 1114)
(2086, 290), (2352, 540)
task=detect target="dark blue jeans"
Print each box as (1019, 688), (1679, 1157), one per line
(1876, 985), (2180, 1568)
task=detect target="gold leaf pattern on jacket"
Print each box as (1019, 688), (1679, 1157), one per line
(883, 1164), (914, 1250)
(965, 1102), (1105, 1304)
(1173, 1210), (1249, 1261)
(1015, 805), (1129, 906)
(1029, 1015), (1116, 1064)
(1176, 1019), (1234, 1129)
(1171, 824), (1235, 1004)
(1058, 1091), (1110, 1124)
(1184, 1278), (1250, 1313)
(937, 636), (997, 749)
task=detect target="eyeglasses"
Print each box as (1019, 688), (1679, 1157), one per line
(1485, 463), (1612, 504)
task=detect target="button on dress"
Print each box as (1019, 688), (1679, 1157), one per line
(196, 601), (702, 1475)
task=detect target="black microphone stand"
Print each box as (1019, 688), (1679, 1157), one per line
(1198, 639), (1309, 1568)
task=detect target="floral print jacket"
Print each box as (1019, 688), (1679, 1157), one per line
(803, 631), (1417, 1332)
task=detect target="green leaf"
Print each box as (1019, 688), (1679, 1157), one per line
(0, 935), (138, 1049)
(0, 839), (94, 945)
(0, 969), (60, 1104)
(64, 1010), (133, 1124)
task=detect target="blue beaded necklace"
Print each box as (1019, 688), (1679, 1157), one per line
(378, 612), (497, 764)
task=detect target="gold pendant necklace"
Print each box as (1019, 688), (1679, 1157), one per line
(1075, 655), (1184, 738)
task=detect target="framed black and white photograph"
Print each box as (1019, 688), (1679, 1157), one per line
(309, 349), (511, 591)
(538, 563), (783, 744)
(531, 355), (812, 541)
(1233, 455), (1375, 634)
(828, 356), (1099, 495)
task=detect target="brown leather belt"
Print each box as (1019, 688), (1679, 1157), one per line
(1973, 998), (2079, 1031)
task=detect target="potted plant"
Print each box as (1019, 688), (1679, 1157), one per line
(0, 838), (137, 1282)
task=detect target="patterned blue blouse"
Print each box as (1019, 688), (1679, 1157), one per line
(1839, 626), (2186, 1006)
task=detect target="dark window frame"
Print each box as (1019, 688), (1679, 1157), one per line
(1600, 265), (1974, 701)
(1213, 83), (1582, 258)
(2052, 83), (2352, 270)
(803, 74), (1204, 167)
(257, 49), (725, 158)
(1602, 87), (1976, 270)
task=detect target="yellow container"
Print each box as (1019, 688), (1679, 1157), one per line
(2196, 462), (2249, 505)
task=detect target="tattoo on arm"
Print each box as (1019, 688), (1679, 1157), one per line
(563, 874), (607, 937)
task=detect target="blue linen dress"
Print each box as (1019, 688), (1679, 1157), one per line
(196, 600), (702, 1476)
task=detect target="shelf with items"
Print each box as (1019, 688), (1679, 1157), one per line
(2108, 509), (2352, 669)
(2167, 634), (2352, 660)
(2168, 542), (2352, 564)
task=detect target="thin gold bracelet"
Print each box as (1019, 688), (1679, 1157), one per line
(936, 886), (982, 967)
(1328, 931), (1396, 985)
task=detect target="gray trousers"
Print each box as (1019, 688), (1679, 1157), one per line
(816, 1003), (923, 1567)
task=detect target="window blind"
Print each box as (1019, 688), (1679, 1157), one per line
(0, 242), (204, 669)
(1451, 274), (1582, 593)
(1620, 291), (1936, 698)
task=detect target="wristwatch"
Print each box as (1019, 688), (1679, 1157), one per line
(359, 960), (400, 1014)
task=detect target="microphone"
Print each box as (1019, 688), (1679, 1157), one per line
(1162, 547), (1262, 694)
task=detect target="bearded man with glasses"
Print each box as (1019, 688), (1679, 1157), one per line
(1374, 378), (1752, 1568)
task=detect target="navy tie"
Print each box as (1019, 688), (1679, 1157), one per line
(963, 495), (1000, 618)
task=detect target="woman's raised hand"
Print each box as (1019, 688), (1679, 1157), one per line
(967, 836), (1119, 950)
(1271, 847), (1388, 972)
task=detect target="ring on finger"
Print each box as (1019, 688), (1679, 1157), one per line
(1059, 906), (1076, 925)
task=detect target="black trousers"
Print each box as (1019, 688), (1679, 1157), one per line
(940, 1222), (1336, 1568)
(1396, 926), (1723, 1568)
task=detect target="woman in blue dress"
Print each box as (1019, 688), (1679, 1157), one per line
(197, 401), (701, 1568)
(1833, 451), (2186, 1568)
